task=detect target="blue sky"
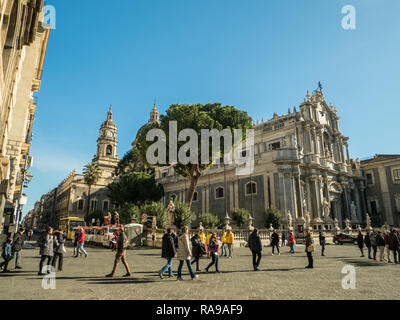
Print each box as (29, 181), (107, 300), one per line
(24, 0), (400, 216)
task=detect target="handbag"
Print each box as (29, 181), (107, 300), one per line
(307, 244), (315, 252)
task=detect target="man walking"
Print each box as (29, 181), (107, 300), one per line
(370, 230), (377, 261)
(248, 229), (262, 271)
(376, 231), (385, 261)
(75, 227), (87, 258)
(319, 231), (326, 256)
(357, 231), (364, 257)
(364, 231), (372, 259)
(389, 229), (399, 263)
(384, 231), (391, 262)
(12, 227), (25, 269)
(159, 228), (176, 278)
(106, 227), (131, 277)
(225, 229), (234, 258)
(271, 230), (280, 256)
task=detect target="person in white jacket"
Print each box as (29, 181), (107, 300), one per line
(176, 226), (198, 281)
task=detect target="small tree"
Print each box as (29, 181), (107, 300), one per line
(141, 202), (168, 229)
(119, 203), (141, 224)
(173, 201), (193, 229)
(200, 213), (221, 229)
(231, 208), (250, 228)
(265, 208), (282, 229)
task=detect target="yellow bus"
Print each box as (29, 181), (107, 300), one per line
(59, 217), (86, 240)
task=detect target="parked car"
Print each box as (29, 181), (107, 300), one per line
(333, 233), (357, 245)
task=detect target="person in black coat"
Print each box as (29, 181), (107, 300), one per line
(12, 228), (25, 269)
(270, 230), (280, 255)
(52, 230), (65, 271)
(357, 231), (364, 257)
(248, 229), (262, 271)
(319, 232), (326, 256)
(190, 234), (202, 272)
(159, 229), (176, 279)
(364, 232), (372, 259)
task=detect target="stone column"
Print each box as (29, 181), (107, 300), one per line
(229, 179), (234, 212)
(234, 179), (239, 209)
(202, 186), (206, 214)
(341, 182), (351, 220)
(345, 142), (350, 164)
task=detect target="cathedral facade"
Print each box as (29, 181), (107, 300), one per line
(28, 108), (119, 229)
(149, 90), (367, 230)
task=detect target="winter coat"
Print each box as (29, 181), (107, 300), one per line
(77, 230), (85, 244)
(12, 233), (24, 252)
(54, 233), (65, 254)
(225, 232), (234, 244)
(221, 232), (227, 244)
(384, 234), (390, 245)
(376, 235), (385, 247)
(191, 237), (202, 258)
(161, 233), (176, 259)
(208, 239), (219, 254)
(319, 234), (326, 246)
(357, 234), (364, 248)
(177, 233), (192, 261)
(206, 233), (213, 245)
(370, 234), (377, 246)
(2, 242), (12, 259)
(198, 232), (206, 243)
(171, 233), (178, 248)
(364, 234), (371, 247)
(288, 234), (295, 245)
(248, 231), (262, 252)
(388, 231), (400, 250)
(304, 234), (313, 253)
(271, 232), (279, 245)
(39, 234), (55, 257)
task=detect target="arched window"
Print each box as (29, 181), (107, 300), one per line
(246, 182), (257, 195)
(106, 145), (112, 155)
(193, 191), (198, 202)
(215, 187), (224, 199)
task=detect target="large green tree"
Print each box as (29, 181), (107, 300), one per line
(135, 103), (252, 208)
(107, 172), (164, 207)
(82, 161), (102, 219)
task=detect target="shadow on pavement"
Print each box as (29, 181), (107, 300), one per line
(82, 277), (159, 285)
(338, 259), (387, 267)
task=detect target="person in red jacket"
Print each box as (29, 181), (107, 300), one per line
(75, 227), (88, 258)
(288, 232), (295, 254)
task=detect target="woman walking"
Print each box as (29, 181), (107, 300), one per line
(191, 234), (202, 272)
(176, 226), (198, 281)
(364, 232), (372, 259)
(159, 228), (176, 279)
(288, 232), (295, 254)
(52, 229), (65, 271)
(305, 231), (314, 269)
(370, 231), (377, 261)
(38, 227), (55, 275)
(205, 233), (220, 273)
(376, 231), (385, 261)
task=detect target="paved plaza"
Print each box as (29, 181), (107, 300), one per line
(0, 242), (399, 300)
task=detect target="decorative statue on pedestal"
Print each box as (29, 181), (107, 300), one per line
(366, 214), (372, 231)
(350, 201), (357, 221)
(304, 212), (311, 230)
(167, 200), (175, 226)
(224, 213), (231, 229)
(248, 215), (254, 231)
(344, 218), (351, 231)
(114, 211), (120, 225)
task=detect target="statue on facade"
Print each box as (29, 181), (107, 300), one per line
(114, 211), (120, 225)
(302, 198), (307, 216)
(304, 211), (311, 230)
(333, 218), (340, 231)
(291, 134), (297, 149)
(322, 198), (330, 220)
(167, 200), (175, 226)
(350, 201), (357, 221)
(286, 210), (293, 230)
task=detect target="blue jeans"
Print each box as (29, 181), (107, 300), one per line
(160, 258), (174, 276)
(177, 260), (196, 279)
(76, 243), (87, 256)
(289, 243), (295, 253)
(220, 244), (227, 256)
(206, 252), (219, 271)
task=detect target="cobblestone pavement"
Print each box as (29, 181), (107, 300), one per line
(0, 242), (399, 300)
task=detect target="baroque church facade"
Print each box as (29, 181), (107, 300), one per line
(142, 90), (367, 230)
(27, 108), (119, 229)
